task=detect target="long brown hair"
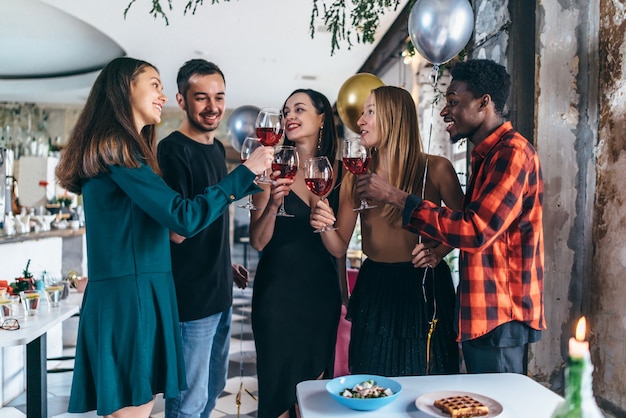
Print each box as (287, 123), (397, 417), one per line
(347, 85), (426, 224)
(56, 57), (161, 193)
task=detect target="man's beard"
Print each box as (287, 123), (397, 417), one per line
(188, 110), (220, 133)
(449, 133), (465, 144)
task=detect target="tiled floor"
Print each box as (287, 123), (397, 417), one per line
(0, 242), (261, 418)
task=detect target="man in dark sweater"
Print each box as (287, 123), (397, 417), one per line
(157, 59), (250, 417)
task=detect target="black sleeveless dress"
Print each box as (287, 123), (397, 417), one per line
(252, 188), (342, 418)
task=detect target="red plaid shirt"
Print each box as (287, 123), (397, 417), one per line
(403, 122), (545, 341)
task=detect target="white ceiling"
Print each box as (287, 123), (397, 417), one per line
(0, 0), (407, 109)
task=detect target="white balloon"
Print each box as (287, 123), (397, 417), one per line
(408, 0), (474, 65)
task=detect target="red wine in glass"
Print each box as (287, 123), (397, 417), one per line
(272, 162), (298, 179)
(255, 107), (283, 182)
(305, 177), (333, 196)
(304, 156), (338, 233)
(342, 138), (377, 211)
(273, 145), (299, 217)
(342, 156), (371, 175)
(257, 127), (283, 146)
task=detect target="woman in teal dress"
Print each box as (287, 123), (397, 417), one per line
(55, 57), (273, 418)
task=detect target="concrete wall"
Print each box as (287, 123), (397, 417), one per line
(533, 0), (599, 393)
(594, 0), (626, 413)
(469, 0), (625, 414)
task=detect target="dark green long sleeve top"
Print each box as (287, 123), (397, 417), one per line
(82, 163), (259, 282)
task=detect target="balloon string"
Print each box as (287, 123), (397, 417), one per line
(431, 64), (440, 94)
(421, 257), (438, 374)
(421, 65), (441, 374)
(422, 65), (441, 201)
(418, 65), (441, 248)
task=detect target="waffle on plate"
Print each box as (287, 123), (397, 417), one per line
(433, 394), (490, 418)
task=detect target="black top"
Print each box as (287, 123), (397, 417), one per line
(157, 131), (232, 321)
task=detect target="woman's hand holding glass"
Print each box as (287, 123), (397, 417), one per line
(267, 172), (295, 217)
(309, 198), (337, 233)
(304, 156), (338, 233)
(271, 145), (299, 217)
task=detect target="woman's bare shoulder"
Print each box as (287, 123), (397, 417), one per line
(426, 154), (455, 171)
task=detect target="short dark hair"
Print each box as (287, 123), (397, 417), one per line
(176, 59), (225, 97)
(450, 59), (511, 115)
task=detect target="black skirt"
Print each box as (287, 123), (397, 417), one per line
(347, 258), (459, 376)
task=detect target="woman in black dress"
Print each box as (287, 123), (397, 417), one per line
(250, 89), (343, 418)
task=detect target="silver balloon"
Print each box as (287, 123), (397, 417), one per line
(408, 0), (474, 65)
(226, 105), (260, 152)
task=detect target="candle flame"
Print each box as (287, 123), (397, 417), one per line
(575, 316), (587, 342)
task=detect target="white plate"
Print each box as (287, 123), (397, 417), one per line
(415, 390), (503, 418)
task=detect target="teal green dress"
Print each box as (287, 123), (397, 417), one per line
(68, 163), (259, 416)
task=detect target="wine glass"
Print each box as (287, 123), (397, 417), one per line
(272, 145), (299, 217)
(0, 295), (20, 319)
(304, 156), (338, 233)
(237, 136), (261, 211)
(342, 137), (377, 211)
(255, 107), (283, 183)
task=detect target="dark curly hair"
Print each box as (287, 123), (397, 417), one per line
(450, 59), (511, 115)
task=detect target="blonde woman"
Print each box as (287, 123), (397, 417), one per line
(311, 85), (464, 376)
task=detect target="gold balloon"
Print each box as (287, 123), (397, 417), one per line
(336, 73), (384, 134)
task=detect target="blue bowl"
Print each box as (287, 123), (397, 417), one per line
(326, 374), (402, 411)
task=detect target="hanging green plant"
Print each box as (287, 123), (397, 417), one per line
(123, 0), (403, 55)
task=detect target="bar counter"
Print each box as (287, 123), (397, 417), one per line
(1, 293), (82, 417)
(0, 227), (85, 245)
(0, 226), (86, 407)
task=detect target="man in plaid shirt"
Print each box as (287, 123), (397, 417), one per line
(356, 59), (545, 374)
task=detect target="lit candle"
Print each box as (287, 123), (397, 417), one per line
(568, 316), (590, 358)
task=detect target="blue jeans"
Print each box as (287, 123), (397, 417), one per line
(165, 308), (232, 418)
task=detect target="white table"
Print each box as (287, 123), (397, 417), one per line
(0, 292), (81, 418)
(297, 373), (563, 417)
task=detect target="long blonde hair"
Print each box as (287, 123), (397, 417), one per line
(349, 85), (426, 224)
